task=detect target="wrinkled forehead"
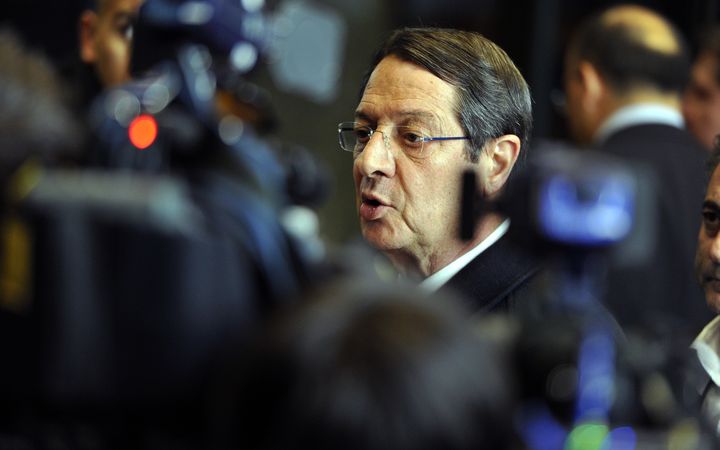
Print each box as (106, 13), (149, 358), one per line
(708, 165), (720, 199)
(357, 55), (460, 131)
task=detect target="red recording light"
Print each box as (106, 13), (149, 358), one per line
(128, 114), (158, 150)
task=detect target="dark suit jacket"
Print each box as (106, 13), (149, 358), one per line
(598, 123), (714, 337)
(441, 234), (541, 314)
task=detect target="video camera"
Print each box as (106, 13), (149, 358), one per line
(461, 146), (716, 448)
(0, 0), (344, 446)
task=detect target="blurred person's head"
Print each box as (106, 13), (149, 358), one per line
(348, 27), (532, 278)
(696, 143), (720, 312)
(233, 279), (517, 450)
(683, 28), (720, 151)
(0, 29), (77, 178)
(78, 0), (143, 88)
(564, 5), (690, 145)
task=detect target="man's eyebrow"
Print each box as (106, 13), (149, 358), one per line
(353, 109), (440, 126)
(354, 111), (372, 122)
(398, 110), (440, 126)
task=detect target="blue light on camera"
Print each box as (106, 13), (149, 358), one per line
(538, 173), (634, 247)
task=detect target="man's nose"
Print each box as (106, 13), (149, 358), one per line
(355, 130), (396, 178)
(710, 233), (720, 264)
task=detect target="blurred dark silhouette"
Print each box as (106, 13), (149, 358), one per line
(0, 26), (81, 443)
(223, 278), (520, 450)
(0, 2), (334, 447)
(0, 29), (79, 178)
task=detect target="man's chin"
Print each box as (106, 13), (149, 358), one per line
(705, 290), (720, 314)
(360, 224), (403, 252)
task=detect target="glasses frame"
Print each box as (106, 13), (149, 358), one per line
(337, 121), (469, 157)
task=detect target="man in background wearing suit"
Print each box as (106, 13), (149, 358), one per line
(563, 5), (712, 337)
(684, 27), (720, 152)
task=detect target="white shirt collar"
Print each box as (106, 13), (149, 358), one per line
(419, 219), (510, 292)
(692, 315), (720, 389)
(593, 103), (684, 146)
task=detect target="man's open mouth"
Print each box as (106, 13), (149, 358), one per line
(359, 194), (389, 221)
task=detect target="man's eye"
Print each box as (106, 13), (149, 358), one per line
(401, 131), (425, 147)
(354, 127), (372, 142)
(122, 24), (134, 40)
(116, 19), (135, 41)
(703, 210), (720, 231)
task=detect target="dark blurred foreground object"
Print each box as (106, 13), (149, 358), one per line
(464, 144), (703, 339)
(0, 27), (79, 340)
(219, 279), (520, 450)
(512, 316), (718, 450)
(0, 1), (343, 448)
(0, 29), (80, 178)
(462, 146), (644, 321)
(463, 147), (718, 448)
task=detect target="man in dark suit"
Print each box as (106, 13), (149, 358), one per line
(338, 28), (538, 312)
(563, 5), (713, 336)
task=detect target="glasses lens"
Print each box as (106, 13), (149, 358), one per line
(344, 130), (360, 152)
(339, 122), (372, 153)
(337, 123), (439, 158)
(338, 122), (358, 152)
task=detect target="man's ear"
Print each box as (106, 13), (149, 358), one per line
(577, 60), (604, 112)
(481, 134), (521, 198)
(79, 10), (98, 63)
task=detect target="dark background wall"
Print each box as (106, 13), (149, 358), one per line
(2, 0), (719, 244)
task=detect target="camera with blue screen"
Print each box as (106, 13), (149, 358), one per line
(462, 147), (648, 252)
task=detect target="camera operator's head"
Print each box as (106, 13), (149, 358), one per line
(235, 279), (517, 450)
(342, 27), (532, 282)
(78, 0), (143, 88)
(696, 141), (720, 312)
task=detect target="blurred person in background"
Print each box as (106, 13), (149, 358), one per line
(0, 29), (78, 186)
(341, 27), (539, 313)
(0, 29), (77, 311)
(64, 0), (143, 108)
(684, 27), (720, 151)
(228, 278), (519, 450)
(78, 0), (142, 88)
(563, 4), (711, 338)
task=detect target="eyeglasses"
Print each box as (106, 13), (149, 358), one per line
(337, 122), (469, 158)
